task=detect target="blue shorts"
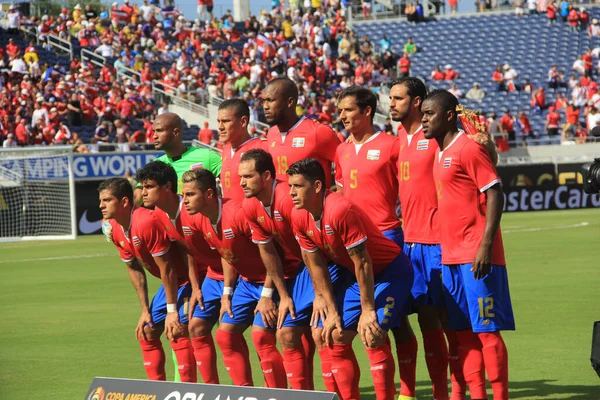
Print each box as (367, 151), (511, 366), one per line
(192, 277), (223, 324)
(442, 264), (515, 333)
(150, 282), (191, 326)
(220, 277), (267, 328)
(404, 243), (444, 307)
(282, 263), (345, 327)
(334, 253), (413, 331)
(382, 227), (404, 249)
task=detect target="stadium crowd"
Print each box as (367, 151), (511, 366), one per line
(1, 0), (599, 152)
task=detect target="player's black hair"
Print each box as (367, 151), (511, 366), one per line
(98, 178), (133, 203)
(286, 158), (326, 186)
(181, 168), (218, 193)
(218, 98), (250, 120)
(135, 161), (178, 194)
(266, 77), (299, 102)
(240, 149), (276, 179)
(424, 89), (459, 120)
(390, 77), (428, 102)
(338, 85), (378, 122)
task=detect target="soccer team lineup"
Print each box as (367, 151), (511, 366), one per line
(97, 78), (511, 400)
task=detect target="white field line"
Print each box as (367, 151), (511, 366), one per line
(503, 222), (590, 233)
(0, 253), (111, 264)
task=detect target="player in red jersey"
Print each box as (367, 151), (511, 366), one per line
(335, 86), (430, 400)
(98, 178), (196, 383)
(135, 161), (223, 384)
(288, 159), (414, 400)
(390, 77), (463, 400)
(422, 90), (515, 400)
(218, 99), (267, 201)
(239, 149), (344, 393)
(180, 168), (289, 389)
(262, 77), (341, 186)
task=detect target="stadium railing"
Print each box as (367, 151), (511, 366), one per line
(152, 81), (210, 118)
(81, 48), (107, 69)
(192, 139), (223, 153)
(47, 33), (73, 59)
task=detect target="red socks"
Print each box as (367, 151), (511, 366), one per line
(170, 336), (197, 383)
(396, 334), (418, 398)
(215, 329), (253, 386)
(456, 330), (487, 399)
(282, 347), (309, 390)
(365, 344), (397, 400)
(251, 331), (287, 388)
(329, 343), (361, 400)
(301, 329), (316, 390)
(318, 347), (340, 395)
(139, 338), (166, 381)
(191, 335), (219, 384)
(445, 330), (467, 400)
(479, 332), (509, 400)
(422, 329), (449, 400)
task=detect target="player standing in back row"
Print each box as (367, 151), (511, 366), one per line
(390, 78), (463, 400)
(422, 89), (515, 400)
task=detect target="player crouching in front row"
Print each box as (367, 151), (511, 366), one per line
(98, 178), (197, 382)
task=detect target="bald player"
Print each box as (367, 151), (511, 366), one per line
(217, 98), (267, 201)
(261, 77), (341, 187)
(422, 89), (514, 400)
(389, 78), (459, 400)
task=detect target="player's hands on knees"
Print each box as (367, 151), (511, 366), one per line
(165, 311), (183, 341)
(136, 310), (154, 341)
(358, 308), (384, 348)
(102, 220), (113, 243)
(311, 295), (328, 328)
(322, 309), (343, 347)
(472, 244), (492, 280)
(277, 295), (296, 329)
(189, 287), (204, 321)
(219, 294), (233, 321)
(255, 296), (277, 328)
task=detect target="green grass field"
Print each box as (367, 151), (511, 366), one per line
(1, 208), (599, 399)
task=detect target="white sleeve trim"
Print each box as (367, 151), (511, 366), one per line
(480, 179), (501, 193)
(122, 257), (135, 263)
(345, 236), (367, 250)
(252, 237), (273, 245)
(301, 246), (318, 253)
(335, 181), (343, 188)
(151, 246), (170, 257)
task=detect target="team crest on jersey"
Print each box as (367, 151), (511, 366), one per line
(344, 153), (350, 160)
(325, 225), (334, 235)
(190, 162), (204, 170)
(182, 226), (193, 236)
(274, 211), (283, 221)
(307, 230), (314, 237)
(292, 137), (305, 148)
(119, 241), (125, 247)
(132, 236), (141, 246)
(366, 149), (380, 161)
(271, 141), (276, 147)
(206, 232), (212, 239)
(258, 216), (265, 223)
(416, 140), (429, 150)
(443, 157), (452, 168)
(223, 228), (235, 239)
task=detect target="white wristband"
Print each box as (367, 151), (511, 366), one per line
(223, 286), (233, 296)
(261, 287), (274, 298)
(166, 303), (177, 313)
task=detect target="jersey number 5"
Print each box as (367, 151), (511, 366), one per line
(224, 171), (231, 189)
(350, 169), (358, 189)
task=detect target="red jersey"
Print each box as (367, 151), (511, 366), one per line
(198, 128), (213, 144)
(433, 133), (505, 266)
(334, 132), (401, 232)
(547, 111), (561, 128)
(397, 126), (440, 244)
(221, 137), (266, 201)
(242, 181), (302, 271)
(291, 191), (401, 275)
(109, 207), (188, 283)
(193, 198), (268, 282)
(267, 117), (340, 186)
(153, 199), (223, 280)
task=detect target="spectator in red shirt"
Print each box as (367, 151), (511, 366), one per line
(563, 102), (581, 139)
(582, 48), (593, 77)
(517, 111), (534, 143)
(444, 64), (460, 80)
(117, 97), (135, 120)
(547, 2), (557, 24)
(545, 106), (561, 142)
(15, 118), (29, 145)
(531, 86), (547, 114)
(492, 65), (505, 91)
(568, 7), (579, 32)
(6, 38), (20, 58)
(430, 65), (444, 81)
(580, 7), (590, 28)
(398, 52), (411, 78)
(198, 121), (214, 144)
(500, 109), (517, 141)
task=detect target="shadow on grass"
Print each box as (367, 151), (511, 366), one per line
(357, 379), (600, 399)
